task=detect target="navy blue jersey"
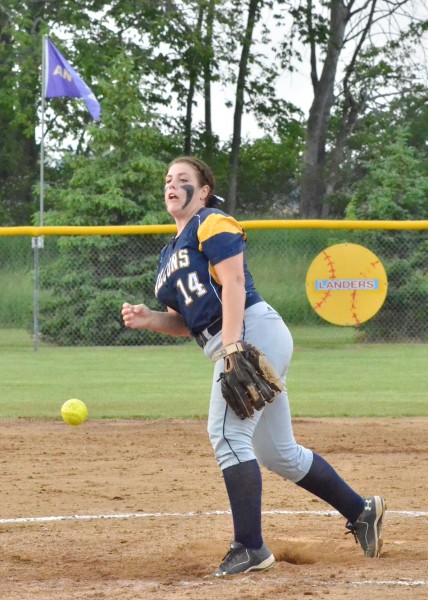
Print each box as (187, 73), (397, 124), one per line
(155, 207), (262, 336)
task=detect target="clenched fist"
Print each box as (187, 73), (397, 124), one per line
(121, 303), (151, 330)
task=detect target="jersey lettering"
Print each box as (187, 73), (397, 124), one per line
(188, 272), (207, 297)
(154, 208), (260, 335)
(166, 253), (178, 276)
(176, 278), (192, 305)
(176, 272), (207, 306)
(155, 248), (191, 295)
(178, 249), (190, 268)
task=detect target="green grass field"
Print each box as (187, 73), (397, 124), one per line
(0, 269), (33, 328)
(1, 328), (427, 420)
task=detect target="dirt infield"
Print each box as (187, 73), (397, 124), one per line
(0, 417), (427, 600)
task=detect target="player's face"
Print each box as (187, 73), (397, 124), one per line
(164, 163), (209, 217)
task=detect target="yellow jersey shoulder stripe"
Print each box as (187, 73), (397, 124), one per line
(197, 213), (246, 247)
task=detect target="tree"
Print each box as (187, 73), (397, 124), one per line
(201, 0), (217, 161)
(224, 0), (305, 213)
(0, 2), (44, 224)
(324, 87), (428, 215)
(236, 121), (304, 216)
(227, 0), (264, 213)
(346, 126), (428, 340)
(94, 0), (224, 157)
(39, 53), (176, 345)
(0, 0), (118, 224)
(0, 1), (308, 224)
(287, 0), (428, 217)
(347, 126), (428, 220)
(92, 1), (300, 212)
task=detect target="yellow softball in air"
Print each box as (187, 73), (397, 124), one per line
(61, 399), (88, 426)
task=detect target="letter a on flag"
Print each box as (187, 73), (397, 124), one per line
(44, 38), (100, 121)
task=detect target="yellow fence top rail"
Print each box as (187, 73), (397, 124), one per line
(241, 220), (428, 231)
(0, 220), (428, 236)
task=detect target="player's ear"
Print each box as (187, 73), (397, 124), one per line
(200, 185), (210, 204)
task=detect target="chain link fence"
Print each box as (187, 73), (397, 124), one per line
(1, 222), (427, 346)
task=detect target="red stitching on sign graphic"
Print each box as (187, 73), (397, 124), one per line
(314, 291), (331, 310)
(350, 291), (360, 324)
(323, 252), (336, 278)
(313, 251), (336, 311)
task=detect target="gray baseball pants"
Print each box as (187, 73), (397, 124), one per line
(203, 301), (313, 482)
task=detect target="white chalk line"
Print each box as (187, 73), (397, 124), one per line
(351, 580), (428, 587)
(178, 577), (428, 589)
(0, 508), (426, 525)
(1, 511), (426, 591)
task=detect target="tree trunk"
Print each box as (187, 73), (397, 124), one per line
(183, 5), (205, 155)
(322, 93), (362, 216)
(0, 8), (40, 224)
(323, 0), (377, 216)
(228, 0), (261, 214)
(202, 0), (216, 161)
(299, 0), (350, 218)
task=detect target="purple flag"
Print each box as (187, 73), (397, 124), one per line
(44, 38), (100, 121)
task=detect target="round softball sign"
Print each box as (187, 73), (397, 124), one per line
(305, 243), (388, 326)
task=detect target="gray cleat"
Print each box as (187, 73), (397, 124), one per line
(346, 496), (386, 557)
(211, 541), (275, 576)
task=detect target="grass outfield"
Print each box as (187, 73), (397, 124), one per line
(1, 328), (427, 420)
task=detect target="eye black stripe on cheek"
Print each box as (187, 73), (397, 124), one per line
(181, 184), (194, 209)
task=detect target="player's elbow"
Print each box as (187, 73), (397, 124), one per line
(223, 272), (246, 291)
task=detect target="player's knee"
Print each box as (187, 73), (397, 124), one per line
(257, 445), (313, 483)
(207, 428), (255, 470)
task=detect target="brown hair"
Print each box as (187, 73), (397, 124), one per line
(167, 156), (218, 207)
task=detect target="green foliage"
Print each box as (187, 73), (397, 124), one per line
(39, 236), (179, 346)
(0, 1), (117, 225)
(325, 91), (428, 216)
(346, 127), (428, 341)
(42, 53), (177, 225)
(0, 6), (40, 224)
(236, 125), (305, 217)
(39, 53), (178, 345)
(347, 128), (428, 221)
(3, 2), (427, 344)
(2, 0), (426, 226)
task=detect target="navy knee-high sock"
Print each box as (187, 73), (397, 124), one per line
(222, 459), (263, 549)
(296, 453), (365, 524)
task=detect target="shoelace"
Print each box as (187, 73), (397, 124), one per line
(345, 526), (359, 545)
(221, 546), (240, 567)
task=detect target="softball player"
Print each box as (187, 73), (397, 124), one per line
(122, 156), (385, 576)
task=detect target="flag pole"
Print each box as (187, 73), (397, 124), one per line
(33, 38), (101, 351)
(34, 35), (47, 351)
(40, 35), (46, 229)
